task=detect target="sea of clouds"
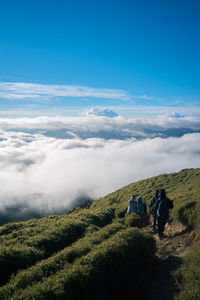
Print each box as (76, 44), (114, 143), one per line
(0, 112), (200, 224)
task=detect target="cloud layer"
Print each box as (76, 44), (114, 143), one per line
(0, 114), (199, 140)
(0, 114), (199, 224)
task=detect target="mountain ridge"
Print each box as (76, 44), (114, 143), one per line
(0, 168), (199, 299)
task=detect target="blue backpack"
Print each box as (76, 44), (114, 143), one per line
(157, 199), (169, 218)
(137, 203), (147, 216)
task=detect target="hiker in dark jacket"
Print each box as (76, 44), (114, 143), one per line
(149, 189), (159, 231)
(154, 189), (173, 239)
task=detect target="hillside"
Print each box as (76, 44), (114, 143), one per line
(0, 168), (199, 299)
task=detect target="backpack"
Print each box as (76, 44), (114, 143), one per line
(157, 199), (169, 218)
(149, 194), (159, 214)
(149, 200), (158, 215)
(137, 203), (147, 216)
(132, 200), (137, 213)
(127, 199), (137, 214)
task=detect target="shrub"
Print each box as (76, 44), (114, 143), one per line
(25, 220), (87, 255)
(115, 202), (127, 218)
(0, 222), (125, 297)
(0, 220), (87, 286)
(74, 207), (115, 227)
(0, 223), (24, 236)
(7, 228), (156, 300)
(0, 168), (199, 299)
(174, 246), (200, 300)
(125, 212), (149, 228)
(0, 246), (44, 285)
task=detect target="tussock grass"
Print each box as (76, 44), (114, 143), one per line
(175, 246), (200, 300)
(92, 168), (200, 227)
(0, 207), (116, 283)
(0, 222), (124, 296)
(1, 228), (155, 300)
(0, 168), (199, 299)
(0, 245), (44, 285)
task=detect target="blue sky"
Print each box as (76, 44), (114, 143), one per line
(0, 0), (200, 117)
(0, 1), (200, 221)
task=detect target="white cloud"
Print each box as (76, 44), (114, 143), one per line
(132, 94), (153, 100)
(0, 128), (199, 220)
(0, 114), (199, 137)
(0, 114), (199, 223)
(0, 82), (131, 100)
(110, 105), (200, 118)
(0, 93), (45, 99)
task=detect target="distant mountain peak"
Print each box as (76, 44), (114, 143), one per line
(168, 112), (184, 118)
(86, 108), (119, 118)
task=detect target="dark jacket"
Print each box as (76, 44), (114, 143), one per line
(154, 197), (173, 219)
(149, 192), (159, 215)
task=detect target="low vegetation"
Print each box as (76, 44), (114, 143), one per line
(1, 228), (155, 300)
(92, 168), (200, 228)
(0, 168), (199, 299)
(175, 246), (200, 300)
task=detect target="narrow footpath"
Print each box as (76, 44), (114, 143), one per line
(143, 219), (200, 300)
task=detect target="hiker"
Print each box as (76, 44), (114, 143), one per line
(154, 189), (173, 239)
(149, 189), (160, 231)
(136, 196), (147, 216)
(127, 195), (137, 214)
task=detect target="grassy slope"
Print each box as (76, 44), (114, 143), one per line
(175, 246), (200, 300)
(92, 167), (200, 226)
(86, 167), (200, 300)
(0, 168), (199, 299)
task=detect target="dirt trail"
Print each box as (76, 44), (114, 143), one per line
(143, 218), (200, 300)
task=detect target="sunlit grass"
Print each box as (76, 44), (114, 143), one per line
(0, 168), (199, 299)
(175, 246), (200, 300)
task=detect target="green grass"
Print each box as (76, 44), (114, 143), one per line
(0, 222), (124, 295)
(92, 168), (200, 227)
(174, 246), (200, 300)
(0, 168), (199, 299)
(0, 207), (116, 283)
(1, 228), (155, 300)
(0, 245), (44, 285)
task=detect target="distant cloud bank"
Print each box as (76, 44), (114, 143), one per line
(0, 113), (199, 224)
(0, 113), (199, 139)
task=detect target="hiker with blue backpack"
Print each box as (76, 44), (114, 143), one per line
(154, 189), (173, 239)
(149, 189), (160, 232)
(136, 196), (147, 216)
(127, 195), (137, 214)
